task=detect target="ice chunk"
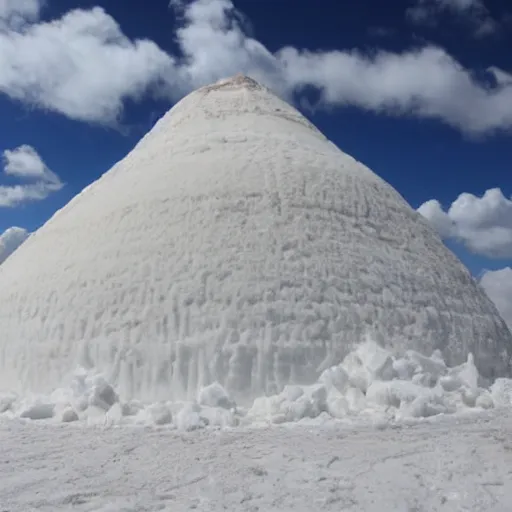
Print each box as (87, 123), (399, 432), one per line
(345, 387), (367, 413)
(450, 353), (479, 390)
(400, 394), (451, 419)
(281, 385), (304, 403)
(405, 350), (447, 380)
(59, 407), (79, 423)
(341, 340), (396, 394)
(355, 340), (396, 381)
(305, 384), (328, 415)
(439, 375), (463, 392)
(412, 372), (437, 388)
(175, 403), (208, 431)
(393, 358), (417, 380)
(326, 392), (350, 418)
(105, 402), (123, 425)
(319, 365), (349, 394)
(341, 353), (371, 392)
(198, 382), (235, 409)
(88, 376), (119, 411)
(122, 400), (144, 417)
(19, 402), (55, 420)
(198, 406), (238, 428)
(86, 406), (107, 427)
(459, 387), (479, 408)
(280, 396), (314, 423)
(475, 391), (494, 409)
(246, 383), (327, 424)
(366, 380), (428, 409)
(147, 403), (173, 426)
(490, 379), (512, 407)
(0, 394), (16, 413)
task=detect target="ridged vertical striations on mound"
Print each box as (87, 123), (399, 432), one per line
(0, 75), (510, 402)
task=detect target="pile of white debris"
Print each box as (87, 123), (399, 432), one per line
(1, 339), (512, 430)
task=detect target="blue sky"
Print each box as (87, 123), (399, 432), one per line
(0, 0), (511, 317)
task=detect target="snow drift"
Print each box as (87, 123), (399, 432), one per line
(0, 74), (510, 404)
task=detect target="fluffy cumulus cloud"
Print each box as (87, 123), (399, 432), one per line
(0, 145), (63, 207)
(0, 3), (175, 124)
(480, 267), (512, 330)
(0, 226), (30, 264)
(418, 188), (512, 258)
(407, 0), (499, 37)
(169, 0), (281, 91)
(0, 0), (511, 133)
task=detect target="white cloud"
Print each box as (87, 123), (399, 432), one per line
(0, 145), (63, 207)
(0, 4), (176, 124)
(418, 188), (512, 258)
(169, 0), (281, 92)
(480, 267), (512, 331)
(0, 0), (512, 134)
(0, 226), (29, 264)
(489, 66), (512, 87)
(407, 0), (499, 37)
(4, 144), (50, 178)
(278, 46), (512, 134)
(0, 0), (42, 29)
(417, 199), (455, 238)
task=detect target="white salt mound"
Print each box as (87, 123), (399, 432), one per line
(1, 339), (511, 430)
(0, 75), (510, 404)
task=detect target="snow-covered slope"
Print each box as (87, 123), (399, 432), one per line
(0, 227), (29, 265)
(0, 74), (510, 402)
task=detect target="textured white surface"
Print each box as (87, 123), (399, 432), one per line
(2, 410), (512, 511)
(0, 75), (510, 402)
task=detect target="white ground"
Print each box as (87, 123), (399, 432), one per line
(1, 409), (512, 512)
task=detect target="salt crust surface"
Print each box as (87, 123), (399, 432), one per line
(1, 410), (512, 512)
(0, 75), (510, 403)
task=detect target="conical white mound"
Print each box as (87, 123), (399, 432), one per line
(0, 75), (510, 402)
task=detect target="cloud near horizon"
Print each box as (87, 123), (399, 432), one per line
(0, 145), (63, 207)
(0, 226), (30, 265)
(480, 267), (512, 331)
(0, 0), (511, 134)
(418, 188), (512, 259)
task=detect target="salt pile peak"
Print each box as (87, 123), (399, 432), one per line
(0, 74), (510, 403)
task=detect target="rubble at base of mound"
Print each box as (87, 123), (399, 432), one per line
(2, 339), (511, 430)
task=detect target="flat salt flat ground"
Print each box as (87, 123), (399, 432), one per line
(2, 411), (512, 512)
